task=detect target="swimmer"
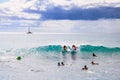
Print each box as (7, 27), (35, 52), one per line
(57, 62), (61, 66)
(92, 53), (97, 57)
(82, 65), (88, 70)
(91, 61), (99, 65)
(71, 45), (78, 60)
(62, 45), (68, 62)
(62, 45), (68, 56)
(61, 62), (65, 66)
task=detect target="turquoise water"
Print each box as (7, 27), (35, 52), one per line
(29, 45), (120, 53)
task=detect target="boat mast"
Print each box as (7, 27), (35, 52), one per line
(27, 26), (32, 34)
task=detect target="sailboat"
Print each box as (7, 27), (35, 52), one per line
(27, 26), (32, 34)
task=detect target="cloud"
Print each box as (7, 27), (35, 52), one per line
(0, 0), (120, 35)
(72, 19), (120, 34)
(41, 6), (120, 20)
(49, 0), (120, 9)
(0, 0), (120, 20)
(0, 0), (41, 20)
(0, 19), (38, 28)
(33, 19), (120, 34)
(39, 20), (75, 32)
(0, 18), (120, 35)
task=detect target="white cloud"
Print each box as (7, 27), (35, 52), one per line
(49, 0), (120, 9)
(0, 18), (120, 35)
(0, 0), (41, 20)
(0, 0), (120, 20)
(39, 5), (47, 11)
(0, 0), (120, 34)
(16, 12), (40, 19)
(39, 20), (75, 32)
(34, 19), (120, 34)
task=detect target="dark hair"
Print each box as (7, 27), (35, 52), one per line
(72, 45), (76, 47)
(63, 45), (67, 49)
(61, 62), (64, 66)
(58, 62), (60, 66)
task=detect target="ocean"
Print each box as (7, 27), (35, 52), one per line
(0, 33), (120, 80)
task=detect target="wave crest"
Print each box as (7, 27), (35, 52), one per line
(30, 45), (62, 53)
(80, 45), (120, 53)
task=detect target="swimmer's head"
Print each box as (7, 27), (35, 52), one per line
(63, 45), (67, 49)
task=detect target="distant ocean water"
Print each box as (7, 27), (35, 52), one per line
(0, 33), (120, 48)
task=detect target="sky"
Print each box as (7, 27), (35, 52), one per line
(0, 0), (120, 34)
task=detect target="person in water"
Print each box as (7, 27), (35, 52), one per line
(61, 62), (65, 66)
(57, 62), (65, 66)
(62, 45), (68, 62)
(92, 53), (97, 57)
(57, 62), (61, 66)
(71, 45), (78, 60)
(91, 61), (99, 65)
(82, 65), (88, 70)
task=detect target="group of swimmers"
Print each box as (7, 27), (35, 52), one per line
(62, 45), (78, 60)
(58, 45), (78, 66)
(57, 45), (99, 70)
(82, 53), (99, 70)
(57, 62), (65, 66)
